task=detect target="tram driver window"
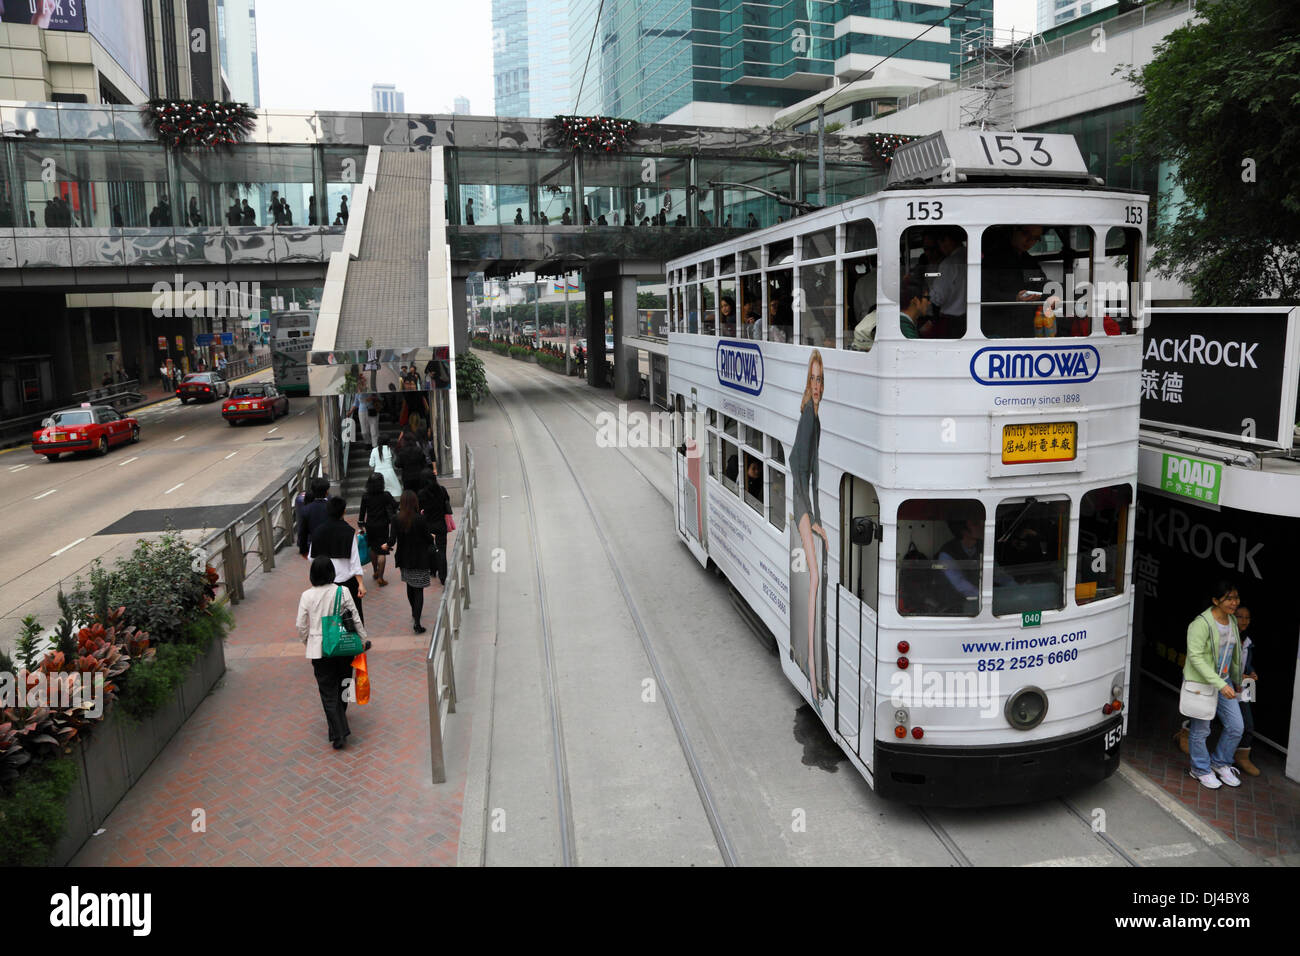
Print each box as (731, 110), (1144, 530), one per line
(900, 226), (966, 339)
(1076, 484), (1131, 604)
(980, 225), (1094, 339)
(992, 497), (1069, 617)
(897, 499), (984, 617)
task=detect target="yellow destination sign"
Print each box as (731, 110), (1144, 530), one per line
(1002, 421), (1077, 464)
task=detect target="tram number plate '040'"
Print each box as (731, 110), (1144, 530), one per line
(1002, 421), (1077, 464)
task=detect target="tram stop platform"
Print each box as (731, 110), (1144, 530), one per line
(68, 365), (1300, 868)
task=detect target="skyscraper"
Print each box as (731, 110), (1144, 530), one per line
(217, 0), (261, 106)
(453, 96), (472, 115)
(568, 0), (994, 126)
(492, 0), (570, 118)
(371, 83), (405, 113)
(1038, 0), (1119, 32)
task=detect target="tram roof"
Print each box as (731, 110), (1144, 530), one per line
(886, 130), (1099, 187)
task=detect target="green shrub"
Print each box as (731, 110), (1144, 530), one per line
(455, 349), (490, 403)
(182, 600), (235, 651)
(0, 756), (78, 866)
(116, 643), (202, 720)
(72, 532), (210, 644)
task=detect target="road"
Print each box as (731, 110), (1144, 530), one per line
(0, 372), (316, 655)
(458, 351), (1258, 866)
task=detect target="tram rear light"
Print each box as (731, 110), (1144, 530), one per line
(1102, 703), (1113, 715)
(911, 727), (924, 740)
(897, 640), (909, 654)
(1111, 700), (1123, 713)
(894, 725), (907, 739)
(897, 656), (909, 669)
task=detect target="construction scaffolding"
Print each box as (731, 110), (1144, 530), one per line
(957, 27), (1042, 131)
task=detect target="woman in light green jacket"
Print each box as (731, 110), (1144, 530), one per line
(1183, 580), (1245, 790)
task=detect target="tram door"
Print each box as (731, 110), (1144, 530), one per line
(835, 474), (880, 757)
(674, 391), (707, 558)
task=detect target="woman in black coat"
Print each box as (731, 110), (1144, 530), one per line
(418, 467), (452, 586)
(389, 489), (434, 633)
(358, 473), (397, 586)
(396, 429), (427, 492)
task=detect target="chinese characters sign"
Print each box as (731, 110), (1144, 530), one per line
(1160, 453), (1221, 506)
(1140, 307), (1299, 448)
(1001, 421), (1077, 464)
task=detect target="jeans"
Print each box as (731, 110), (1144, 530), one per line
(1189, 691), (1244, 776)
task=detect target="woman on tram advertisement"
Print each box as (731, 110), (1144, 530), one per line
(789, 349), (829, 699)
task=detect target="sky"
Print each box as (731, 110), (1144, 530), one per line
(253, 0), (1039, 115)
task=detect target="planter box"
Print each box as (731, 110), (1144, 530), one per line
(47, 637), (227, 866)
(457, 397), (476, 421)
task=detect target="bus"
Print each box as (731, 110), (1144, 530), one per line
(269, 310), (317, 396)
(666, 130), (1148, 806)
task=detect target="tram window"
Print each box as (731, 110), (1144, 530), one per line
(708, 431), (719, 479)
(674, 395), (686, 456)
(738, 275), (761, 339)
(846, 218), (876, 253)
(992, 498), (1068, 617)
(802, 227), (836, 260)
(768, 463), (786, 531)
(718, 279), (735, 336)
(719, 254), (735, 276)
(741, 247), (761, 272)
(798, 261), (836, 348)
(721, 438), (740, 494)
(701, 281), (716, 336)
(767, 268), (794, 343)
(769, 239), (794, 267)
(897, 499), (984, 617)
(686, 264), (697, 282)
(841, 474), (880, 611)
(980, 225), (1094, 339)
(844, 255), (878, 351)
(901, 226), (966, 339)
(686, 282), (701, 334)
(769, 438), (785, 465)
(743, 451), (764, 514)
(723, 414), (738, 439)
(701, 259), (714, 279)
(1076, 484), (1131, 604)
(1099, 227), (1142, 335)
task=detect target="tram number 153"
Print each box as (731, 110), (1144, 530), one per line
(906, 200), (944, 221)
(1104, 725), (1122, 751)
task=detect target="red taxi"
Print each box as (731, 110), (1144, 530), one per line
(176, 372), (231, 404)
(221, 382), (289, 425)
(32, 404), (139, 461)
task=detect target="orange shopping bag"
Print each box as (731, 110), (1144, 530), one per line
(352, 652), (371, 705)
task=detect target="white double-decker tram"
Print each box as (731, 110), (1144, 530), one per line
(667, 131), (1148, 805)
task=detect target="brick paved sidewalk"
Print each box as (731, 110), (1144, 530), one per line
(73, 530), (465, 867)
(1126, 675), (1300, 862)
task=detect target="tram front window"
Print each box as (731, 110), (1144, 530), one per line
(900, 226), (966, 339)
(980, 225), (1094, 339)
(897, 499), (984, 617)
(992, 498), (1069, 616)
(1076, 484), (1132, 604)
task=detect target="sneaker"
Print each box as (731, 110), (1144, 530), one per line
(1190, 769), (1222, 790)
(1214, 764), (1242, 788)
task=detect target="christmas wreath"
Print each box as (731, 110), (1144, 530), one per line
(553, 115), (638, 153)
(861, 132), (916, 166)
(144, 99), (257, 151)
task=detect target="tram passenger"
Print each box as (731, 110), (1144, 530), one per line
(981, 225), (1062, 338)
(719, 296), (737, 336)
(898, 276), (928, 339)
(936, 518), (982, 614)
(768, 295), (793, 343)
(744, 456), (764, 502)
(923, 227), (967, 338)
(791, 350), (828, 698)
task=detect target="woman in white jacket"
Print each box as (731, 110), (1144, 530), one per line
(297, 556), (369, 750)
(368, 439), (402, 497)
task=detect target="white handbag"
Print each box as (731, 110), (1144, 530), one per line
(1178, 680), (1218, 720)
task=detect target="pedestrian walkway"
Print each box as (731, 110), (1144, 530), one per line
(72, 527), (467, 867)
(1124, 677), (1300, 863)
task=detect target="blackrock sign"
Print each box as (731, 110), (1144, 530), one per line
(1140, 307), (1300, 448)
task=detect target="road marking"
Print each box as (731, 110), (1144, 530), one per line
(9, 463), (30, 472)
(224, 451), (238, 460)
(268, 426), (279, 433)
(50, 537), (85, 557)
(173, 434), (186, 442)
(34, 489), (56, 499)
(117, 456), (138, 467)
(1023, 853), (1117, 867)
(1134, 842), (1200, 862)
(165, 482), (184, 494)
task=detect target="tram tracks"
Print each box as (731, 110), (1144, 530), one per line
(487, 374), (738, 866)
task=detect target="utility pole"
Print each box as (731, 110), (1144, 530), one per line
(817, 103), (826, 208)
(564, 273), (572, 376)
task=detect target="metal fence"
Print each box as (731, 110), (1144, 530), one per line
(428, 443), (478, 784)
(197, 447), (322, 604)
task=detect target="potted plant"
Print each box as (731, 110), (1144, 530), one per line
(455, 350), (489, 421)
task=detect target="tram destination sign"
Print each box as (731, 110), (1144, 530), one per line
(1140, 307), (1300, 449)
(1002, 421), (1077, 464)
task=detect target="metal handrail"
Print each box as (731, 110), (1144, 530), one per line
(427, 442), (478, 784)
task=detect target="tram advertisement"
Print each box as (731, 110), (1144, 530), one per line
(1135, 494), (1297, 748)
(789, 350), (829, 700)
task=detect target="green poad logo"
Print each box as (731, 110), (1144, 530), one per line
(1161, 453), (1221, 505)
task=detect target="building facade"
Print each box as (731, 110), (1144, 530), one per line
(1038, 0), (1118, 32)
(371, 83), (405, 113)
(566, 0), (993, 127)
(217, 0), (260, 106)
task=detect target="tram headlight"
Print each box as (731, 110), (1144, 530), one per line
(1004, 686), (1049, 730)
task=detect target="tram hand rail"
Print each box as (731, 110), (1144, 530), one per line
(427, 443), (478, 784)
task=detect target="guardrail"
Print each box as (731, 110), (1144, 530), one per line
(195, 447), (322, 605)
(427, 442), (478, 784)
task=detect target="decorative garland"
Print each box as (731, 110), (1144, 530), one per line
(144, 99), (257, 151)
(861, 132), (916, 166)
(553, 114), (638, 153)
